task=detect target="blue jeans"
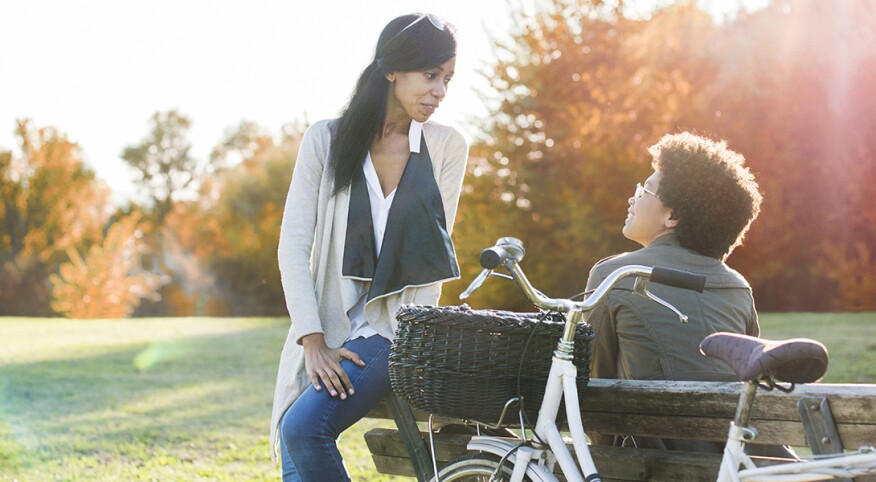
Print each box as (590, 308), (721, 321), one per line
(279, 335), (392, 482)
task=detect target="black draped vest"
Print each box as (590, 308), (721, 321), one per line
(342, 134), (459, 302)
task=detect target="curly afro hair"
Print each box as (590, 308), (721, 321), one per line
(650, 132), (762, 260)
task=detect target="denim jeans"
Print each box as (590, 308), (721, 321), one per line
(279, 335), (392, 482)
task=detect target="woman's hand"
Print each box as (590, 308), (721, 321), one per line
(301, 333), (366, 400)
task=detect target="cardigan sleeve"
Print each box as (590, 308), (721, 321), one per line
(278, 121), (329, 343)
(438, 127), (469, 235)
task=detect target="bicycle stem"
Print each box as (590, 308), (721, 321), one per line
(556, 310), (585, 361)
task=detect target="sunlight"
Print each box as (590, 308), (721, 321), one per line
(132, 341), (190, 372)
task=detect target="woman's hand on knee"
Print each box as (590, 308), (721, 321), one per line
(301, 333), (366, 400)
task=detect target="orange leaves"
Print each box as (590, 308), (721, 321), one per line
(1, 120), (114, 315)
(163, 122), (299, 315)
(819, 241), (876, 311)
(451, 0), (876, 312)
(49, 213), (168, 318)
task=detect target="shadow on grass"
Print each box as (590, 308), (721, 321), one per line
(0, 320), (288, 472)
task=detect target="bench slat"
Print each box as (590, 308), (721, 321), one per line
(367, 380), (876, 447)
(580, 380), (876, 425)
(365, 428), (730, 481)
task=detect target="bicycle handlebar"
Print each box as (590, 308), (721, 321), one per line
(470, 237), (707, 313)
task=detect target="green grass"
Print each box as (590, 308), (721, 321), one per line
(0, 317), (406, 481)
(0, 313), (873, 481)
(758, 312), (876, 383)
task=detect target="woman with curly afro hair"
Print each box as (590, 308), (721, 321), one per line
(584, 132), (767, 453)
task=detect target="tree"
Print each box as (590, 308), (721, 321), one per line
(451, 0), (876, 312)
(1, 120), (163, 317)
(444, 0), (720, 310)
(166, 121), (303, 315)
(686, 0), (876, 310)
(0, 121), (108, 315)
(121, 110), (202, 225)
(50, 212), (168, 318)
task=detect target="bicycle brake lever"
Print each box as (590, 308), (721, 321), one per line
(460, 269), (491, 300)
(633, 277), (689, 323)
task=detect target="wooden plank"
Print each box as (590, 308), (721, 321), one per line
(370, 380), (876, 423)
(370, 454), (418, 478)
(368, 380), (876, 447)
(365, 428), (727, 481)
(577, 380), (876, 424)
(580, 413), (803, 446)
(364, 428), (481, 463)
(590, 445), (723, 482)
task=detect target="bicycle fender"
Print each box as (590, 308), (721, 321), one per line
(467, 436), (558, 481)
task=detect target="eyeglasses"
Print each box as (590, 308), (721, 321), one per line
(634, 183), (660, 200)
(388, 13), (448, 44)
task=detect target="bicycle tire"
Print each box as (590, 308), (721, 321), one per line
(432, 453), (538, 481)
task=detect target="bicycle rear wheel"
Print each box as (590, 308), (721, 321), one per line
(433, 453), (538, 481)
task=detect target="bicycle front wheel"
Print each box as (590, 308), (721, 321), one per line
(433, 453), (539, 481)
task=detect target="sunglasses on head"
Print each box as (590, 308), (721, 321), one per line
(389, 13), (450, 43)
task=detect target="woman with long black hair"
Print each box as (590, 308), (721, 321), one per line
(270, 13), (467, 481)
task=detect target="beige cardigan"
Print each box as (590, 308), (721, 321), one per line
(270, 118), (468, 460)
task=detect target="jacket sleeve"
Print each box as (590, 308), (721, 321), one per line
(583, 263), (619, 379)
(438, 127), (469, 235)
(745, 292), (760, 337)
(278, 122), (328, 343)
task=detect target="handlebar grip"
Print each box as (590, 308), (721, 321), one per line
(480, 246), (510, 269)
(651, 267), (707, 293)
(480, 237), (525, 269)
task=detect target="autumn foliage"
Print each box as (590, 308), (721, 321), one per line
(444, 0), (876, 312)
(50, 213), (166, 318)
(164, 122), (301, 315)
(1, 121), (162, 317)
(2, 0), (875, 317)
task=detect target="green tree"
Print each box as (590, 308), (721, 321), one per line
(121, 110), (202, 225)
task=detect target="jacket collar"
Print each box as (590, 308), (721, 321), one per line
(648, 232), (680, 248)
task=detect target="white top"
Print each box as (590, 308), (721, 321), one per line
(347, 121), (423, 340)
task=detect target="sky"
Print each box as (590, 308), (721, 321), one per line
(0, 0), (764, 204)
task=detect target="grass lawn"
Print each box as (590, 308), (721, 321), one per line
(0, 312), (873, 481)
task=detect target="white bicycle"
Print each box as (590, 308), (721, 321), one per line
(432, 237), (876, 482)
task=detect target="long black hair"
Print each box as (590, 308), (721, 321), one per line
(329, 13), (457, 194)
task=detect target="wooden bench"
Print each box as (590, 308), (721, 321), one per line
(364, 379), (876, 481)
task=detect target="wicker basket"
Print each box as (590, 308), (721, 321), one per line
(389, 304), (595, 426)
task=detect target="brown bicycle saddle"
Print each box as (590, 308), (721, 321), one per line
(699, 332), (829, 384)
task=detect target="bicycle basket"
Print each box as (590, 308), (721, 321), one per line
(389, 304), (595, 426)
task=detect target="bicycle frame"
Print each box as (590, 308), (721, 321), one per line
(451, 237), (876, 482)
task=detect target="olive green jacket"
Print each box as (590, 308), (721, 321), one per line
(584, 233), (759, 382)
(584, 233), (761, 451)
